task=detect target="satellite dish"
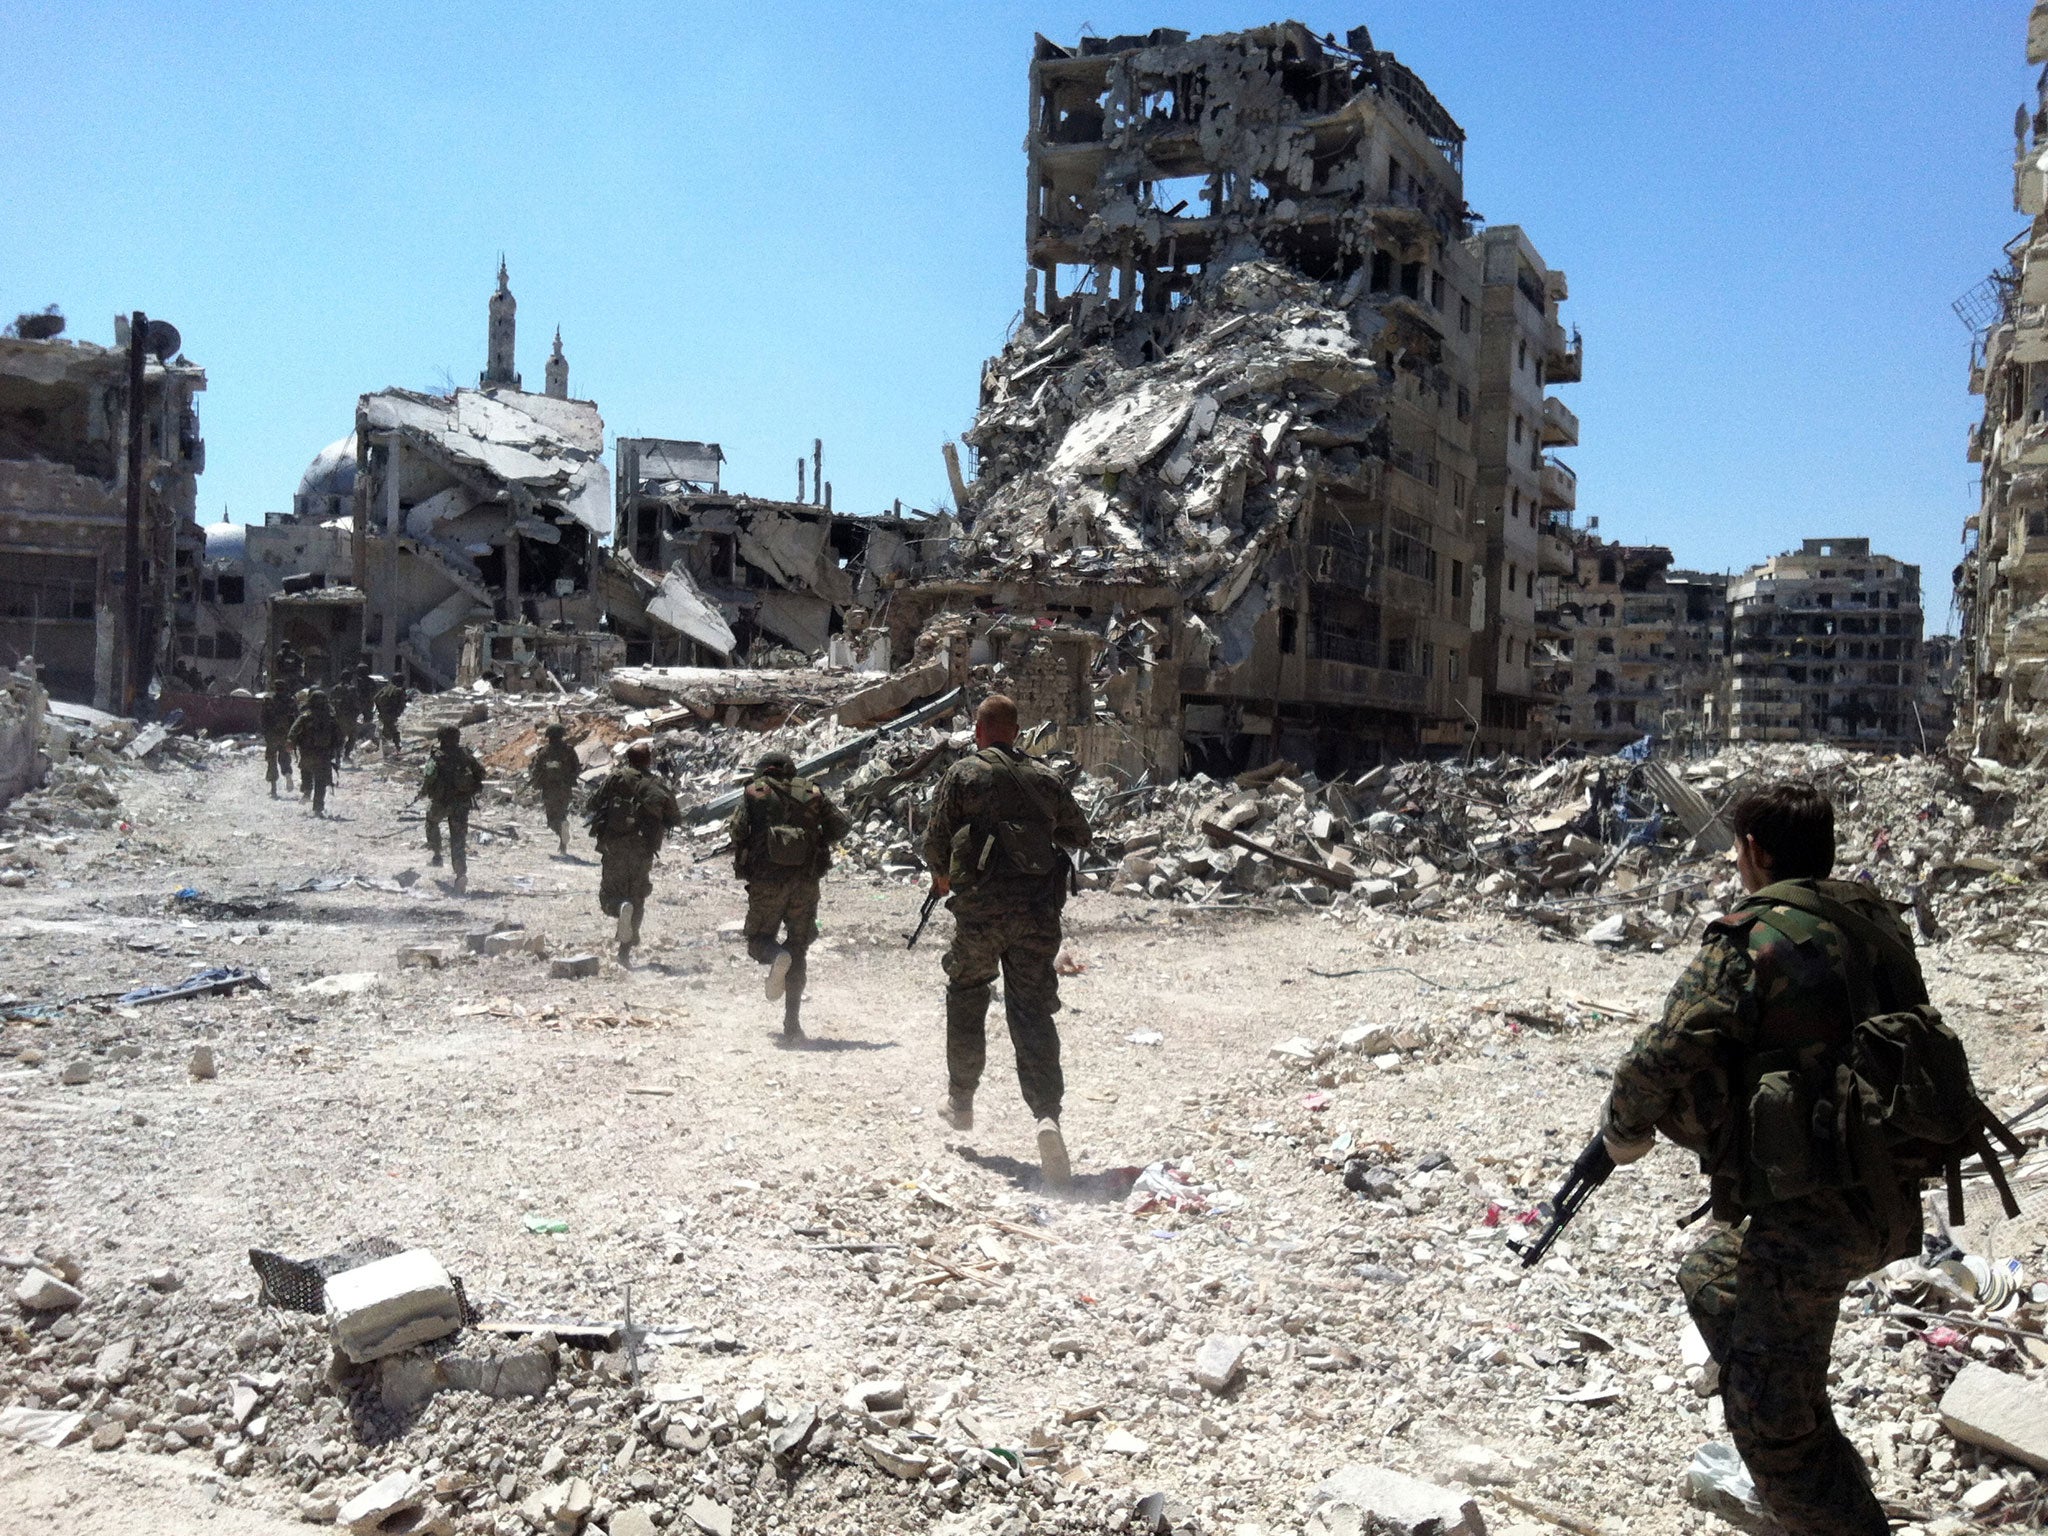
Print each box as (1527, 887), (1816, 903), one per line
(144, 319), (181, 361)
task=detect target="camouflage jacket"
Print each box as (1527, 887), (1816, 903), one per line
(421, 744), (486, 807)
(373, 683), (406, 721)
(287, 706), (342, 757)
(724, 773), (851, 882)
(529, 741), (581, 795)
(922, 744), (1091, 911)
(586, 765), (682, 851)
(1605, 878), (1926, 1203)
(258, 691), (295, 740)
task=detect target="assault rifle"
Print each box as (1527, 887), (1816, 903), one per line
(906, 886), (944, 950)
(1508, 1133), (1615, 1268)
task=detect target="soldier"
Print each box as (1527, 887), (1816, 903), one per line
(285, 689), (343, 817)
(258, 688), (295, 798)
(420, 725), (486, 891)
(331, 670), (364, 762)
(272, 641), (304, 698)
(350, 665), (377, 750)
(723, 750), (851, 1040)
(922, 695), (1091, 1188)
(585, 742), (681, 962)
(373, 677), (407, 757)
(1600, 783), (1927, 1536)
(529, 723), (582, 857)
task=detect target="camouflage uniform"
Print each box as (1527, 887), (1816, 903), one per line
(1605, 877), (1926, 1536)
(585, 762), (682, 950)
(331, 675), (364, 761)
(285, 693), (343, 816)
(258, 690), (295, 794)
(421, 733), (487, 881)
(921, 745), (1091, 1122)
(373, 682), (407, 753)
(529, 727), (582, 853)
(723, 762), (851, 1030)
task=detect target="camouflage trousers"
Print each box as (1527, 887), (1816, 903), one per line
(540, 787), (575, 841)
(1680, 1191), (1893, 1536)
(744, 874), (820, 1004)
(598, 841), (656, 928)
(301, 756), (334, 815)
(426, 801), (470, 878)
(377, 713), (402, 750)
(942, 901), (1064, 1122)
(263, 739), (293, 785)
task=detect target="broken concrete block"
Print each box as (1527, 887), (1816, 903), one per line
(396, 944), (458, 969)
(324, 1249), (462, 1363)
(540, 1476), (592, 1530)
(1940, 1361), (2048, 1472)
(15, 1267), (83, 1311)
(95, 1337), (135, 1385)
(59, 1059), (92, 1085)
(188, 1044), (217, 1079)
(610, 1509), (659, 1536)
(842, 1379), (906, 1414)
(336, 1469), (423, 1533)
(684, 1494), (734, 1536)
(862, 1437), (931, 1479)
(483, 929), (547, 958)
(1306, 1465), (1486, 1536)
(769, 1404), (818, 1462)
(550, 954), (599, 979)
(376, 1340), (555, 1412)
(0, 1406), (86, 1447)
(1192, 1334), (1250, 1394)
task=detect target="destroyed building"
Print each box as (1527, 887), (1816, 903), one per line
(1958, 0), (2048, 760)
(1534, 532), (1727, 753)
(1466, 225), (1582, 753)
(337, 266), (610, 690)
(601, 436), (944, 669)
(1726, 537), (1926, 748)
(891, 23), (1580, 778)
(0, 309), (206, 710)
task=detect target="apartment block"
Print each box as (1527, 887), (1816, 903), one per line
(1727, 538), (1924, 747)
(1958, 0), (2048, 758)
(1466, 226), (1582, 753)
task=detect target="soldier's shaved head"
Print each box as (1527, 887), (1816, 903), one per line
(975, 694), (1020, 744)
(625, 742), (653, 767)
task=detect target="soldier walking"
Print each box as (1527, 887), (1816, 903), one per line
(259, 688), (295, 798)
(922, 695), (1091, 1188)
(421, 725), (486, 892)
(373, 678), (407, 757)
(585, 742), (681, 962)
(1600, 783), (1934, 1536)
(331, 671), (364, 763)
(285, 689), (343, 817)
(529, 723), (582, 856)
(723, 750), (850, 1040)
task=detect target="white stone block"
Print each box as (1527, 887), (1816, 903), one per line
(325, 1249), (462, 1363)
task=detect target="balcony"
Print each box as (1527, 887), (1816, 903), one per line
(1309, 657), (1428, 711)
(1539, 455), (1577, 512)
(1544, 319), (1584, 384)
(1541, 395), (1579, 447)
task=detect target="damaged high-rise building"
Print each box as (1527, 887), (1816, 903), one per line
(1958, 0), (2048, 759)
(895, 22), (1580, 777)
(0, 308), (206, 711)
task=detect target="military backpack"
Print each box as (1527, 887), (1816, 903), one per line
(948, 748), (1063, 890)
(746, 776), (827, 871)
(1732, 881), (2025, 1226)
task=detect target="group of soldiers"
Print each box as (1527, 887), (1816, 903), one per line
(258, 659), (409, 816)
(244, 666), (1951, 1532)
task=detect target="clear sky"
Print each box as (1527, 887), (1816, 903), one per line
(0, 3), (2027, 631)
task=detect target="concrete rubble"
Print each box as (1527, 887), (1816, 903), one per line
(324, 1249), (465, 1364)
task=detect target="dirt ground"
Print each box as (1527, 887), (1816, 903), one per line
(3, 741), (2044, 1536)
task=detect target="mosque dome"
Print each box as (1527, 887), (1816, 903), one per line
(297, 434), (358, 504)
(203, 519), (247, 563)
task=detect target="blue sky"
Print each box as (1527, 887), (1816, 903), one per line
(0, 3), (2026, 631)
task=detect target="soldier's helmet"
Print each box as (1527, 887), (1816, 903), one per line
(437, 725), (460, 745)
(308, 688), (329, 706)
(757, 751), (797, 778)
(545, 724), (567, 740)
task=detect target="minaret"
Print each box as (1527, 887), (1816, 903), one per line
(544, 327), (569, 399)
(482, 257), (520, 390)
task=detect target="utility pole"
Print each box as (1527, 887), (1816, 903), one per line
(123, 311), (147, 716)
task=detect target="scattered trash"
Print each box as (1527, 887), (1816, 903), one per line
(118, 966), (266, 1006)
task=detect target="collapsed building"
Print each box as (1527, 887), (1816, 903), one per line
(1958, 0), (2048, 759)
(1536, 533), (1724, 752)
(890, 22), (1582, 778)
(0, 308), (206, 710)
(601, 437), (946, 670)
(1726, 537), (1927, 748)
